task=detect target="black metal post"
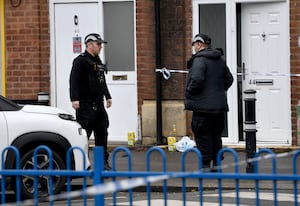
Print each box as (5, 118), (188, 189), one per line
(154, 0), (162, 144)
(244, 89), (257, 173)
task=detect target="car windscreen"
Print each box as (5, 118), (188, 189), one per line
(0, 95), (23, 111)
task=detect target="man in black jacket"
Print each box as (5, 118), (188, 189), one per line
(69, 33), (112, 170)
(185, 33), (233, 171)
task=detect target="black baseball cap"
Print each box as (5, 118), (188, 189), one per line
(192, 33), (211, 46)
(84, 33), (107, 44)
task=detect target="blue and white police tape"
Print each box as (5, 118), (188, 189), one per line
(4, 175), (169, 206)
(50, 175), (169, 201)
(156, 67), (300, 80)
(237, 72), (300, 77)
(155, 68), (188, 80)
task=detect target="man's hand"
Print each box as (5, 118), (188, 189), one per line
(72, 101), (80, 109)
(106, 99), (112, 108)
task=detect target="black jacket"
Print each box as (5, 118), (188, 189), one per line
(69, 51), (111, 102)
(185, 48), (233, 113)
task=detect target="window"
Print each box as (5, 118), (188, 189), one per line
(199, 4), (226, 57)
(103, 2), (135, 71)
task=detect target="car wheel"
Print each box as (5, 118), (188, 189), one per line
(12, 149), (66, 199)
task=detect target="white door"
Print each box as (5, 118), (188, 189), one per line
(51, 1), (137, 142)
(53, 2), (100, 115)
(102, 2), (138, 143)
(241, 2), (291, 144)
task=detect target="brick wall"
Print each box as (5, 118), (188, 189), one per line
(4, 0), (50, 100)
(136, 0), (156, 113)
(290, 0), (300, 145)
(160, 0), (192, 100)
(136, 0), (192, 113)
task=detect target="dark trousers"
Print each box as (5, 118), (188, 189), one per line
(76, 101), (109, 162)
(191, 112), (225, 166)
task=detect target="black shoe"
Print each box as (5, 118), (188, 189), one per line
(104, 163), (112, 171)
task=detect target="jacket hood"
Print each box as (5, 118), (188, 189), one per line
(195, 48), (222, 60)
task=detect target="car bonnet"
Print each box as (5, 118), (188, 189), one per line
(21, 105), (71, 115)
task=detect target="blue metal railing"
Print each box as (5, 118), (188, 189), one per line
(0, 146), (299, 206)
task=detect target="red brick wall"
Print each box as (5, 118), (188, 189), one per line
(290, 0), (300, 145)
(4, 0), (50, 100)
(160, 0), (192, 100)
(136, 0), (192, 113)
(136, 0), (156, 113)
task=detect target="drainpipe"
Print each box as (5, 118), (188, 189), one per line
(154, 0), (162, 144)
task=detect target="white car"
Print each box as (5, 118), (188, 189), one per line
(0, 95), (91, 199)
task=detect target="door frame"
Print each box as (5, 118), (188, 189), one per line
(193, 0), (239, 144)
(192, 0), (289, 145)
(101, 1), (138, 142)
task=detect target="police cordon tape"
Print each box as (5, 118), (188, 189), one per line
(6, 175), (170, 206)
(5, 149), (300, 206)
(156, 67), (300, 80)
(49, 175), (169, 201)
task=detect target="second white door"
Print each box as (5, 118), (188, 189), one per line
(51, 1), (137, 142)
(241, 2), (291, 144)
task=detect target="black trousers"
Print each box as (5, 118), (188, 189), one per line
(191, 112), (225, 166)
(76, 101), (109, 162)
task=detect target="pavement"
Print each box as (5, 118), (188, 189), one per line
(85, 143), (300, 192)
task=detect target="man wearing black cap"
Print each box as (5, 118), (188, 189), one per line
(185, 33), (233, 171)
(69, 33), (112, 170)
